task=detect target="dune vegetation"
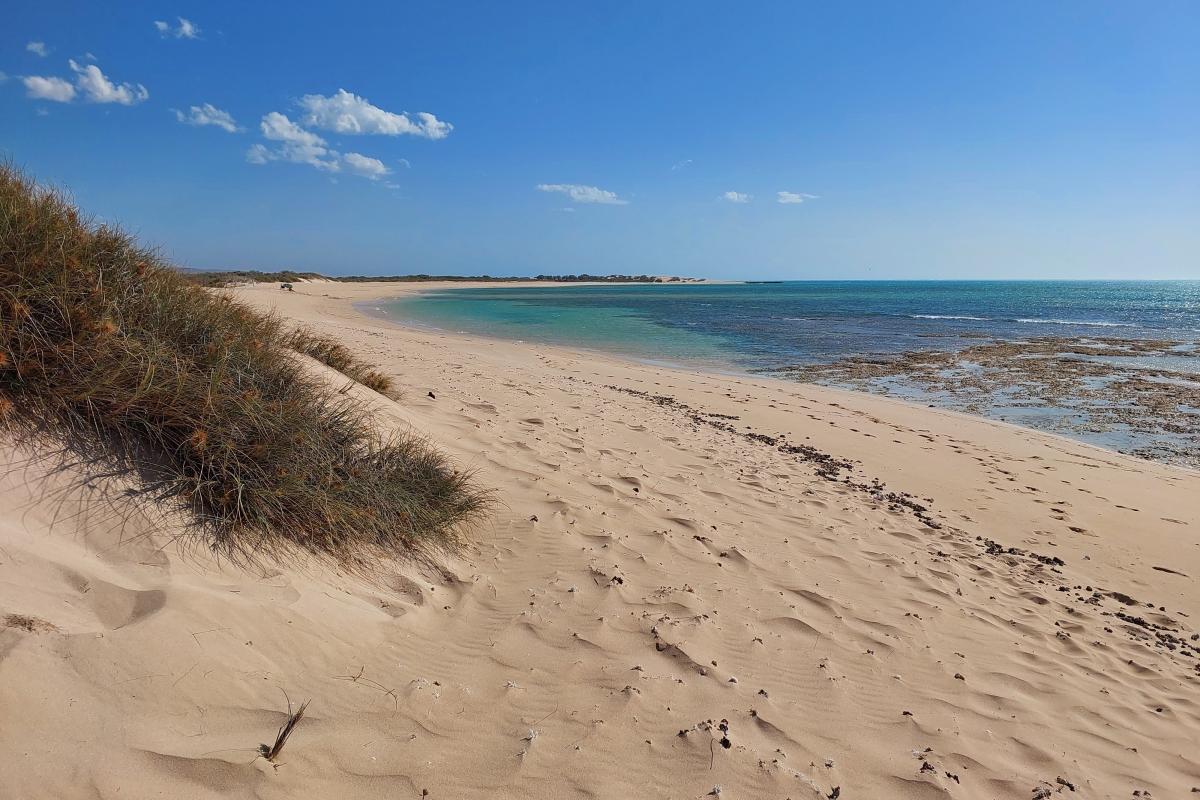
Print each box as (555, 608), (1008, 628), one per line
(286, 327), (401, 400)
(0, 164), (485, 567)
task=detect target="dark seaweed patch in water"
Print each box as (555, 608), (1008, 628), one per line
(767, 337), (1200, 469)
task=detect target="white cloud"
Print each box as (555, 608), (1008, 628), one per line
(721, 191), (751, 203)
(69, 60), (148, 104)
(671, 159), (693, 171)
(343, 152), (391, 180)
(298, 89), (452, 139)
(174, 103), (240, 132)
(22, 75), (76, 102)
(156, 17), (201, 39)
(777, 191), (818, 204)
(261, 112), (323, 145)
(245, 144), (272, 165)
(20, 61), (146, 104)
(253, 111), (340, 171)
(178, 18), (200, 38)
(26, 41), (49, 57)
(20, 61), (147, 105)
(249, 112), (393, 181)
(537, 183), (628, 205)
(0, 72), (9, 84)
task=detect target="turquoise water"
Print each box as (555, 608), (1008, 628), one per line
(376, 281), (1200, 372)
(372, 281), (1200, 464)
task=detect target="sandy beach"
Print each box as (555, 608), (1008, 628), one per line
(2, 279), (1197, 799)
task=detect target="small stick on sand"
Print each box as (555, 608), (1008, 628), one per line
(333, 665), (399, 710)
(259, 692), (310, 764)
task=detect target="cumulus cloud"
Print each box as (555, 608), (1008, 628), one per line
(248, 112), (392, 181)
(777, 191), (818, 204)
(156, 17), (201, 39)
(69, 60), (148, 104)
(721, 191), (751, 203)
(22, 75), (76, 102)
(298, 89), (453, 139)
(26, 41), (49, 57)
(261, 112), (326, 146)
(21, 60), (146, 105)
(343, 152), (391, 180)
(174, 103), (240, 132)
(246, 91), (450, 183)
(536, 183), (628, 205)
(252, 111), (340, 171)
(244, 144), (272, 165)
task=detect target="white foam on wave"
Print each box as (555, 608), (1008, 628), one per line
(909, 314), (989, 321)
(1014, 318), (1134, 328)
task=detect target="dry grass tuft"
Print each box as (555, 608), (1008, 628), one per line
(259, 697), (310, 763)
(286, 327), (400, 400)
(0, 164), (487, 567)
(3, 613), (59, 634)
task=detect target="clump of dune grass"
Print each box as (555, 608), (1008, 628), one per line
(286, 327), (400, 400)
(0, 164), (486, 567)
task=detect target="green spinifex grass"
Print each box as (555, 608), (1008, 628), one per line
(0, 165), (486, 567)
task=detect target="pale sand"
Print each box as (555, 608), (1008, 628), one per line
(1, 280), (1197, 799)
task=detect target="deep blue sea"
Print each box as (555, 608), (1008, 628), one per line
(378, 281), (1200, 373)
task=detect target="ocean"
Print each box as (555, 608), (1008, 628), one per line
(376, 281), (1200, 465)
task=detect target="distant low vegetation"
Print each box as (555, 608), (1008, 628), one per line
(185, 269), (682, 287)
(186, 269), (328, 287)
(0, 165), (486, 566)
(535, 274), (687, 283)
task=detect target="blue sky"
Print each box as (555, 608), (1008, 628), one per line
(2, 2), (1197, 279)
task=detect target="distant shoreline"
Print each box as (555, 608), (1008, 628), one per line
(182, 268), (1200, 285)
(364, 279), (1200, 470)
(180, 268), (713, 288)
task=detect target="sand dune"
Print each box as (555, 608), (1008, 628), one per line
(2, 281), (1197, 799)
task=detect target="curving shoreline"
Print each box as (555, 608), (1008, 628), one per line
(363, 280), (1200, 469)
(2, 278), (1196, 799)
